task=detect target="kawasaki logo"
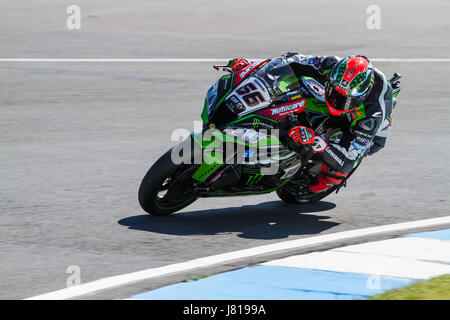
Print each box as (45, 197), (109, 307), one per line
(271, 100), (305, 115)
(326, 147), (344, 166)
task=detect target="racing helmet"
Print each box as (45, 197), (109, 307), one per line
(325, 55), (374, 115)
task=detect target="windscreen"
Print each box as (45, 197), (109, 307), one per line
(254, 58), (300, 97)
(205, 79), (219, 115)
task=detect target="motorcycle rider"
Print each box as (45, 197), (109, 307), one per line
(226, 53), (395, 194)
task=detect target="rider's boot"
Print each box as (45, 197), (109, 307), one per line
(309, 163), (348, 193)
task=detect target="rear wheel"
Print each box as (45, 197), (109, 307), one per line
(138, 148), (199, 216)
(276, 183), (338, 204)
(276, 163), (359, 204)
(276, 186), (302, 203)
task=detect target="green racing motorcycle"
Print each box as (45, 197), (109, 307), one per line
(138, 58), (401, 215)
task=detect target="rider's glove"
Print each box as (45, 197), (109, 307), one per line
(311, 135), (328, 153)
(289, 126), (315, 145)
(227, 58), (250, 71)
(289, 126), (328, 153)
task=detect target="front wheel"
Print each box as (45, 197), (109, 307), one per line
(138, 148), (199, 216)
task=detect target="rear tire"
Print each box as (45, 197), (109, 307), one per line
(276, 187), (301, 203)
(277, 161), (359, 204)
(276, 184), (337, 204)
(138, 148), (198, 216)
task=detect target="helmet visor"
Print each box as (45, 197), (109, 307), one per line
(325, 82), (364, 113)
(351, 74), (373, 96)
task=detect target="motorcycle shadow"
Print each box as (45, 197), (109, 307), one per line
(118, 200), (339, 240)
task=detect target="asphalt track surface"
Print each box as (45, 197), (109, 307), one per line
(1, 0), (450, 299)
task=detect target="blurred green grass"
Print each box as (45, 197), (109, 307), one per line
(370, 274), (450, 300)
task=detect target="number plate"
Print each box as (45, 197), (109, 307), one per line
(232, 78), (271, 116)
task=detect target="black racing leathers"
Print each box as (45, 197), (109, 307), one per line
(283, 53), (394, 174)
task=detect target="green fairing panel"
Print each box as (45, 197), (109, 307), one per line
(230, 114), (279, 126)
(204, 174), (294, 197)
(192, 160), (221, 182)
(392, 87), (401, 106)
(201, 97), (209, 125)
(190, 130), (282, 182)
(191, 130), (282, 149)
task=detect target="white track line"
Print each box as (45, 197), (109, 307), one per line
(1, 58), (450, 62)
(373, 58), (450, 62)
(25, 215), (450, 300)
(0, 59), (226, 62)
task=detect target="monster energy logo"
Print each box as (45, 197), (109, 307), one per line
(246, 174), (264, 186)
(252, 118), (260, 128)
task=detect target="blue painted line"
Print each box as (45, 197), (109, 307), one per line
(405, 228), (450, 241)
(131, 265), (413, 300)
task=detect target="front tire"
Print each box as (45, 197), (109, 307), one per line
(138, 148), (198, 216)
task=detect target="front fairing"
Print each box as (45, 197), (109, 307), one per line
(201, 73), (235, 125)
(201, 58), (302, 127)
(200, 58), (335, 131)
